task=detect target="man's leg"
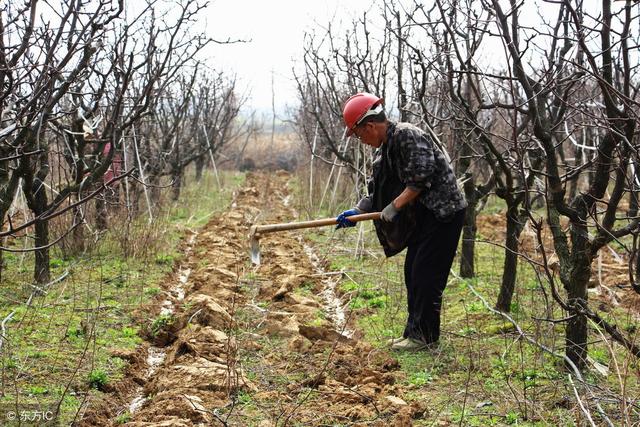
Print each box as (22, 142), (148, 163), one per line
(402, 244), (418, 339)
(409, 209), (465, 344)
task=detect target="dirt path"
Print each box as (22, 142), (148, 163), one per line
(80, 171), (419, 426)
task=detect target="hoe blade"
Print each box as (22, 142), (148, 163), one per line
(249, 226), (261, 265)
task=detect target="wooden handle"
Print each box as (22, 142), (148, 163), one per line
(253, 212), (381, 235)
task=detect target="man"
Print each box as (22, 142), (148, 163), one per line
(336, 92), (467, 351)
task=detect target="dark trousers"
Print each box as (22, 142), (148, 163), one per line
(403, 207), (465, 343)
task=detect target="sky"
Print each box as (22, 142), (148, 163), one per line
(197, 0), (633, 118)
(200, 0), (382, 116)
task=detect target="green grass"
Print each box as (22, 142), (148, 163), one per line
(0, 170), (244, 424)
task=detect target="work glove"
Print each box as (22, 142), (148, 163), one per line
(380, 202), (400, 222)
(336, 208), (361, 229)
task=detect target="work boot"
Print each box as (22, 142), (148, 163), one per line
(391, 337), (429, 351)
(385, 336), (406, 346)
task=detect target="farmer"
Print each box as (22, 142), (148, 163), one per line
(336, 92), (467, 351)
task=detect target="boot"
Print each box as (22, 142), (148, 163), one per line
(391, 338), (429, 351)
(385, 336), (406, 346)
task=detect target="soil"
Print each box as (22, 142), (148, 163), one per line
(476, 213), (640, 318)
(79, 171), (421, 426)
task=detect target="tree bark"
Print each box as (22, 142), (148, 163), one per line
(496, 207), (525, 312)
(460, 197), (477, 278)
(565, 252), (590, 369)
(171, 168), (182, 201)
(195, 155), (204, 182)
(32, 186), (50, 286)
(70, 206), (86, 254)
(95, 195), (108, 231)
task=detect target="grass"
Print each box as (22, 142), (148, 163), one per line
(0, 170), (244, 424)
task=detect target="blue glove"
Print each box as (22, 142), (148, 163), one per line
(336, 208), (360, 229)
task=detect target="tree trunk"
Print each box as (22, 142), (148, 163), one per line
(149, 174), (162, 202)
(495, 207), (524, 312)
(171, 168), (182, 201)
(458, 121), (476, 277)
(460, 199), (477, 278)
(563, 218), (591, 370)
(70, 206), (86, 254)
(0, 245), (4, 284)
(32, 187), (50, 286)
(628, 163), (639, 217)
(565, 265), (590, 369)
(195, 155), (204, 182)
(95, 195), (108, 231)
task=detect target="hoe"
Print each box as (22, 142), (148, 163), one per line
(249, 212), (381, 265)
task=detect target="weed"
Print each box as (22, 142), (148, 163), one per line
(519, 368), (540, 389)
(144, 286), (161, 296)
(408, 370), (433, 386)
(88, 369), (109, 390)
(308, 312), (326, 327)
(121, 327), (138, 339)
(150, 314), (174, 336)
(505, 411), (519, 424)
(340, 280), (359, 292)
(458, 326), (477, 336)
(466, 301), (484, 312)
(236, 390), (253, 405)
(154, 254), (175, 265)
(67, 327), (84, 338)
(27, 385), (48, 395)
(28, 350), (48, 359)
(115, 411), (131, 424)
(590, 347), (609, 364)
(4, 358), (18, 369)
(300, 280), (315, 292)
(50, 258), (65, 268)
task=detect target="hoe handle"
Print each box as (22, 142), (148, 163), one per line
(253, 212), (381, 235)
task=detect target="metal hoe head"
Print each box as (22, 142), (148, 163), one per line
(249, 225), (261, 265)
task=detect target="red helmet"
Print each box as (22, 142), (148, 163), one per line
(342, 92), (384, 136)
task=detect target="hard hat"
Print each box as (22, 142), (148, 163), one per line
(342, 92), (384, 136)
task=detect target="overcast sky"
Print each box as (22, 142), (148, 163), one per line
(200, 0), (382, 116)
(197, 1), (629, 118)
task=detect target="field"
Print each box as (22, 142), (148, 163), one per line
(3, 169), (630, 426)
(3, 1), (639, 425)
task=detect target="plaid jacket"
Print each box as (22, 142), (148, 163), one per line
(357, 122), (467, 254)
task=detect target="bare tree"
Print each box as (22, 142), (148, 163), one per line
(0, 0), (212, 284)
(490, 0), (640, 368)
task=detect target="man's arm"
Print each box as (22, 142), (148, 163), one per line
(381, 186), (422, 222)
(393, 186), (421, 209)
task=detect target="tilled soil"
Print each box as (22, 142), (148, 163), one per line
(476, 213), (640, 317)
(80, 171), (419, 426)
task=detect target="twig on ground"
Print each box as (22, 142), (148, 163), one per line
(569, 374), (596, 427)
